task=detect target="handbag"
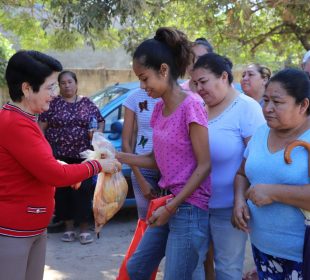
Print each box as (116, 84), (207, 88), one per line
(116, 194), (174, 280)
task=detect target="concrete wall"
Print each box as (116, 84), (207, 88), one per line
(47, 46), (132, 69)
(72, 68), (137, 97)
(70, 69), (137, 96)
(0, 68), (244, 107)
(0, 68), (138, 106)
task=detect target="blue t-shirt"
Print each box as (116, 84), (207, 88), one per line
(209, 94), (265, 208)
(245, 124), (310, 262)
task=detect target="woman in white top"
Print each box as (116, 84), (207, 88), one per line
(122, 89), (160, 219)
(192, 53), (265, 280)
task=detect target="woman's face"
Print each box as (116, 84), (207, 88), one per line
(192, 45), (209, 64)
(187, 44), (209, 76)
(263, 81), (306, 130)
(59, 73), (78, 98)
(133, 59), (167, 99)
(241, 65), (267, 98)
(192, 67), (227, 107)
(25, 72), (59, 114)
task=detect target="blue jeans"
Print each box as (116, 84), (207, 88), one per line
(127, 203), (209, 280)
(209, 207), (247, 280)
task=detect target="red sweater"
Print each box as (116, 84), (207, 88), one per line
(0, 104), (102, 237)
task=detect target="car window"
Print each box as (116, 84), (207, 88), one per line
(90, 86), (129, 109)
(104, 105), (123, 132)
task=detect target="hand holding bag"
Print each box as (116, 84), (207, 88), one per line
(116, 194), (174, 280)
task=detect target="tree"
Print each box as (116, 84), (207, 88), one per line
(0, 33), (14, 86)
(44, 0), (309, 68)
(0, 0), (309, 85)
(116, 0), (309, 69)
(212, 0), (310, 64)
(0, 0), (134, 85)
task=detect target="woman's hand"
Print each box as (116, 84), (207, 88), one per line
(115, 151), (158, 169)
(57, 159), (67, 165)
(71, 182), (81, 190)
(246, 184), (274, 207)
(140, 181), (159, 200)
(97, 158), (122, 174)
(232, 198), (250, 233)
(115, 152), (126, 163)
(143, 187), (159, 200)
(147, 205), (175, 227)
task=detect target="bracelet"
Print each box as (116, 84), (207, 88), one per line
(164, 204), (174, 215)
(87, 161), (95, 176)
(85, 163), (91, 177)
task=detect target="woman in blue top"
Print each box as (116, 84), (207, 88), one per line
(233, 68), (310, 279)
(192, 53), (265, 280)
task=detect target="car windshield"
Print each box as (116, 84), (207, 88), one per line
(90, 85), (129, 109)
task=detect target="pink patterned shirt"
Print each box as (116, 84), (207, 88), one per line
(151, 94), (211, 210)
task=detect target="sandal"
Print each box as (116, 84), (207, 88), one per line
(61, 231), (76, 242)
(79, 232), (94, 245)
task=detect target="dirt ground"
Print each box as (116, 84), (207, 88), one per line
(43, 208), (254, 280)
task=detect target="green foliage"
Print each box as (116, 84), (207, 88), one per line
(116, 0), (309, 71)
(47, 29), (84, 50)
(0, 0), (309, 77)
(0, 33), (14, 87)
(47, 0), (144, 49)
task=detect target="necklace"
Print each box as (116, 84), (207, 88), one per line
(63, 94), (78, 104)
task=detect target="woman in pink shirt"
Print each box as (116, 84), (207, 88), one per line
(117, 27), (212, 280)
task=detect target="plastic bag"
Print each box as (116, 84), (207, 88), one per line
(81, 132), (128, 235)
(116, 194), (173, 279)
(116, 219), (154, 280)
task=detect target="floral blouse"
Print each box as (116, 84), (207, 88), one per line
(39, 96), (104, 159)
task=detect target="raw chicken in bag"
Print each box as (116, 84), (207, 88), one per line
(81, 132), (128, 235)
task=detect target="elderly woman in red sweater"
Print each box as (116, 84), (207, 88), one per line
(0, 50), (121, 280)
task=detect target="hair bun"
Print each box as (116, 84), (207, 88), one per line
(224, 57), (233, 70)
(195, 37), (207, 42)
(154, 33), (164, 42)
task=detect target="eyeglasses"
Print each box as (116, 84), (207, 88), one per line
(46, 83), (59, 96)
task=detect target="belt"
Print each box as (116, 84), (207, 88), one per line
(159, 189), (173, 197)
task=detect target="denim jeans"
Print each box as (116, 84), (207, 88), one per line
(127, 203), (209, 280)
(209, 207), (247, 280)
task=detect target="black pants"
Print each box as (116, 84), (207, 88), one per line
(55, 157), (95, 224)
